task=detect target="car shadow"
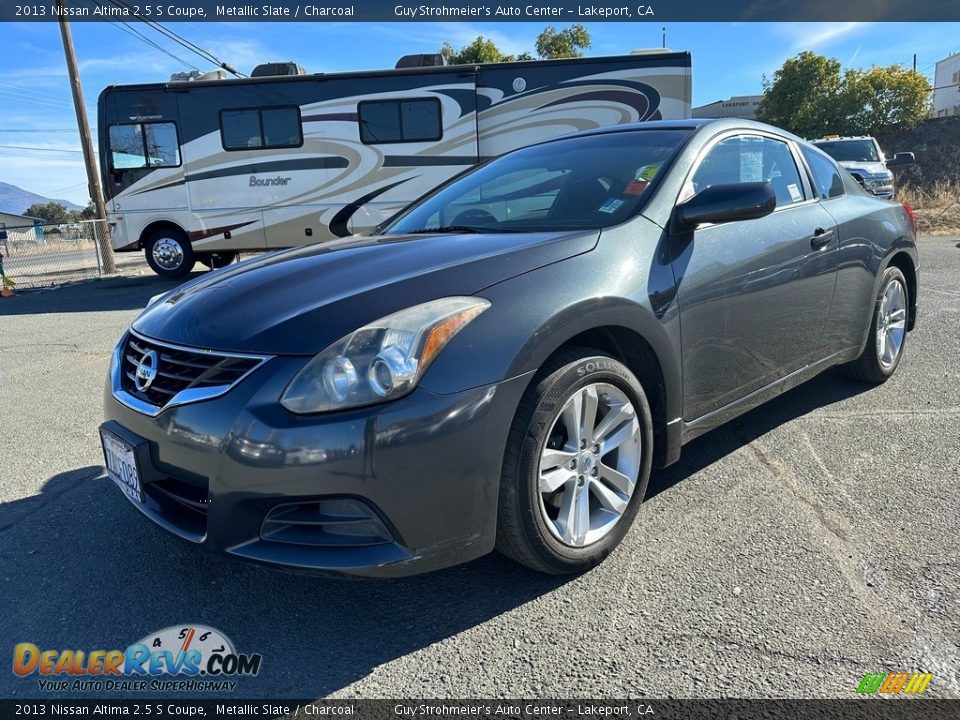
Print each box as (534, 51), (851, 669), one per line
(0, 272), (207, 316)
(646, 368), (870, 500)
(0, 466), (567, 699)
(1, 370), (871, 699)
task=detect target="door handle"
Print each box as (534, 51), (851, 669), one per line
(810, 227), (835, 249)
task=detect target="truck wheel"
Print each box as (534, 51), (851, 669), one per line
(145, 228), (195, 278)
(496, 348), (653, 574)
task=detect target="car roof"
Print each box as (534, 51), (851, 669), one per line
(810, 136), (876, 142)
(553, 117), (805, 144)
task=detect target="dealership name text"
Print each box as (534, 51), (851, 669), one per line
(393, 4), (652, 17)
(392, 705), (654, 717)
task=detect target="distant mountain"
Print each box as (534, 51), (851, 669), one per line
(0, 182), (84, 216)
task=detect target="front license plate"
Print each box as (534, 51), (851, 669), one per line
(101, 429), (143, 503)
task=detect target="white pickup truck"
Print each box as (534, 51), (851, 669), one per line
(810, 135), (915, 200)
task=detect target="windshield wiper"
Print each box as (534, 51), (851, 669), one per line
(405, 225), (484, 234)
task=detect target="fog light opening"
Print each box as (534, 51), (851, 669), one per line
(261, 498), (394, 548)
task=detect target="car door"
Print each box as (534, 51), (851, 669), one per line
(671, 132), (839, 421)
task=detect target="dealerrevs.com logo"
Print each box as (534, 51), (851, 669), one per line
(13, 624), (262, 693)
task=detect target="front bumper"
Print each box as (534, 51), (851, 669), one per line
(103, 351), (531, 577)
(862, 178), (894, 199)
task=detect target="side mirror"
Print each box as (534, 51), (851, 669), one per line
(675, 182), (777, 228)
(887, 152), (916, 168)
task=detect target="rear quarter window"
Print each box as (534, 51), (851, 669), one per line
(801, 145), (845, 200)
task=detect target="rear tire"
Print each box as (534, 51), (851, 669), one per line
(496, 348), (653, 574)
(144, 228), (195, 278)
(198, 252), (238, 270)
(841, 266), (909, 383)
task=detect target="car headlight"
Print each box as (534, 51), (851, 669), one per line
(280, 297), (490, 414)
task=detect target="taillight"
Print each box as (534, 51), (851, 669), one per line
(902, 203), (917, 237)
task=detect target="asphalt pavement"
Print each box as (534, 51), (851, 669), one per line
(0, 237), (957, 699)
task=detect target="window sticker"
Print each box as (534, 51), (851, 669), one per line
(635, 164), (659, 182)
(740, 151), (763, 182)
(787, 183), (803, 203)
(598, 197), (625, 214)
(624, 179), (649, 196)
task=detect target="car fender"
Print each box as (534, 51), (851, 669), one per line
(420, 240), (683, 431)
(851, 235), (919, 359)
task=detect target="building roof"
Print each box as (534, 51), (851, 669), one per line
(936, 51), (960, 66)
(0, 211), (44, 225)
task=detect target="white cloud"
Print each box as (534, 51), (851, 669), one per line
(775, 22), (871, 52)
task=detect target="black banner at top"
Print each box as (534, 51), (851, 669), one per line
(4, 0), (960, 22)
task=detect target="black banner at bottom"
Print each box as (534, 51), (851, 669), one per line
(2, 699), (959, 720)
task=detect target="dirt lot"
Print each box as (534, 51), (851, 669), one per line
(0, 237), (958, 700)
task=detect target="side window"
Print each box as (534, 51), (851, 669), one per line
(109, 123), (180, 169)
(691, 135), (806, 208)
(801, 146), (845, 200)
(221, 107), (302, 151)
(359, 98), (442, 144)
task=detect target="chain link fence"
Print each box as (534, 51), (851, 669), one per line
(0, 219), (147, 289)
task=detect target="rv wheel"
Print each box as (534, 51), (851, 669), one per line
(198, 252), (238, 269)
(145, 228), (195, 278)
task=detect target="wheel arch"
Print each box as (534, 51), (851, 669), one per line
(850, 242), (919, 361)
(887, 250), (918, 331)
(543, 326), (680, 469)
(139, 220), (188, 250)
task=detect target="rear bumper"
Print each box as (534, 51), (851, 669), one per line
(103, 355), (531, 577)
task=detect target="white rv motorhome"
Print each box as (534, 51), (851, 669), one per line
(98, 51), (692, 276)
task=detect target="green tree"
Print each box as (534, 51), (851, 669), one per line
(839, 65), (931, 135)
(71, 202), (97, 221)
(441, 37), (514, 65)
(758, 51), (933, 138)
(24, 201), (71, 226)
(756, 51), (844, 138)
(440, 25), (590, 65)
(535, 24), (591, 59)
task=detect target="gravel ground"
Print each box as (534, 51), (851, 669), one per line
(0, 237), (958, 700)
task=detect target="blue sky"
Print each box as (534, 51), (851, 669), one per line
(0, 21), (956, 206)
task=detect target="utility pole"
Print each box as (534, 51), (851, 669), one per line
(662, 27), (666, 49)
(912, 53), (917, 72)
(57, 0), (115, 272)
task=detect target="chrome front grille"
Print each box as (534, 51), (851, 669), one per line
(113, 332), (268, 415)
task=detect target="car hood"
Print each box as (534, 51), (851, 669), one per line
(133, 230), (598, 355)
(837, 160), (890, 176)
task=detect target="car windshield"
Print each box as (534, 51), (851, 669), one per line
(812, 139), (880, 163)
(381, 130), (690, 235)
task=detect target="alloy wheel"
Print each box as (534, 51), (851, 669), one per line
(538, 382), (642, 547)
(876, 278), (907, 370)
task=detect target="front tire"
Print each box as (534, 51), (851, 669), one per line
(145, 228), (195, 278)
(496, 348), (653, 574)
(842, 266), (909, 383)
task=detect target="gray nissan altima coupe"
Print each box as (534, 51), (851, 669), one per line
(101, 118), (918, 576)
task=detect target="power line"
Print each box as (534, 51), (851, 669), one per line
(107, 20), (199, 71)
(0, 81), (74, 104)
(0, 128), (83, 133)
(104, 0), (245, 77)
(0, 144), (84, 153)
(0, 90), (83, 112)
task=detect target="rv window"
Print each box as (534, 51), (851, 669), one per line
(108, 122), (180, 169)
(359, 98), (441, 144)
(221, 107), (302, 151)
